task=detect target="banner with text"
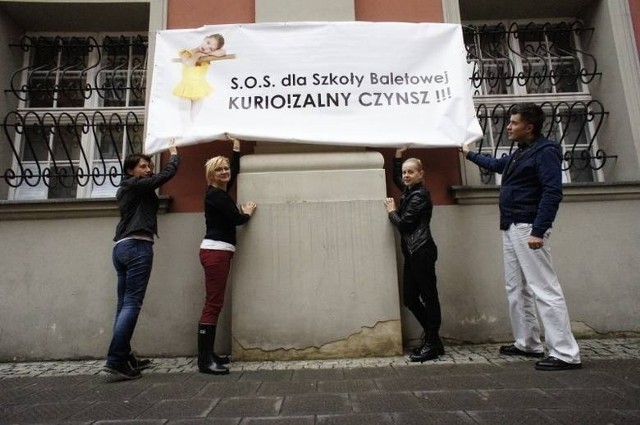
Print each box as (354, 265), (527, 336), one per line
(146, 22), (481, 153)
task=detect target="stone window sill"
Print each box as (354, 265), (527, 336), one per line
(0, 196), (171, 220)
(452, 182), (640, 204)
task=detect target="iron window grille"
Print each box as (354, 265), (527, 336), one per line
(464, 21), (614, 183)
(2, 34), (147, 200)
(474, 101), (609, 185)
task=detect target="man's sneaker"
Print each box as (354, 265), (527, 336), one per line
(103, 361), (142, 381)
(129, 356), (153, 371)
(499, 344), (544, 358)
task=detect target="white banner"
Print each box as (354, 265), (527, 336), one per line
(146, 22), (481, 154)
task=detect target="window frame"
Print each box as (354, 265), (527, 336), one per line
(464, 18), (606, 184)
(8, 31), (149, 201)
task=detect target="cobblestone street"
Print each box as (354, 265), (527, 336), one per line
(1, 338), (639, 424)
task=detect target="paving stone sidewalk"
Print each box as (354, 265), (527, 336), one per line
(1, 338), (639, 424)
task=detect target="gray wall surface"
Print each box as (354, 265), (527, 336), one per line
(0, 199), (638, 361)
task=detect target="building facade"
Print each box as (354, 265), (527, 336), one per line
(1, 0), (639, 361)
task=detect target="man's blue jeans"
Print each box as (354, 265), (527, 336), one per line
(107, 239), (154, 366)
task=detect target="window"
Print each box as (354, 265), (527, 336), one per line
(4, 34), (148, 200)
(464, 21), (613, 184)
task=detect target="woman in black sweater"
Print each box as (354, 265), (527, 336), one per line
(197, 134), (256, 375)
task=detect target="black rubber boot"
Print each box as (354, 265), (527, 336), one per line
(212, 353), (231, 365)
(198, 324), (229, 375)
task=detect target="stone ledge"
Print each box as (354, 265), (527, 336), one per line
(452, 181), (640, 205)
(0, 196), (171, 220)
(241, 151), (384, 173)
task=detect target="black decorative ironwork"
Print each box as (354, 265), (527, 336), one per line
(473, 101), (615, 184)
(2, 110), (143, 192)
(464, 21), (601, 96)
(96, 35), (148, 106)
(7, 35), (147, 107)
(1, 34), (147, 198)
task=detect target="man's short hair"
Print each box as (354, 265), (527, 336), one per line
(511, 103), (546, 137)
(123, 153), (152, 175)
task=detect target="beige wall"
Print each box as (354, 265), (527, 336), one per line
(1, 197), (638, 361)
(0, 213), (231, 361)
(427, 200), (640, 346)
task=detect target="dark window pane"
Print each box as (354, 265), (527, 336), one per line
(567, 150), (595, 182)
(26, 37), (89, 108)
(94, 125), (124, 160)
(21, 125), (50, 162)
(48, 165), (78, 198)
(52, 130), (81, 161)
(27, 74), (56, 108)
(126, 124), (143, 155)
(56, 73), (87, 107)
(30, 37), (58, 70)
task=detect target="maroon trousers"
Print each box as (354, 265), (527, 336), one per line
(199, 249), (234, 324)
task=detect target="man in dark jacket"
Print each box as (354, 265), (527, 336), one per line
(462, 103), (581, 371)
(104, 144), (179, 380)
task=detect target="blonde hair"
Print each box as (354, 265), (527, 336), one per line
(403, 157), (424, 172)
(205, 156), (229, 185)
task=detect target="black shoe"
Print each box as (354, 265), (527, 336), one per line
(535, 356), (582, 371)
(129, 356), (153, 371)
(199, 361), (230, 375)
(409, 342), (445, 363)
(499, 344), (544, 358)
(103, 362), (142, 381)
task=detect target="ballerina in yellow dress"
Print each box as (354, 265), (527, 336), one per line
(173, 34), (233, 125)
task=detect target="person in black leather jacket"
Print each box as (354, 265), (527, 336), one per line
(104, 142), (179, 381)
(384, 148), (444, 362)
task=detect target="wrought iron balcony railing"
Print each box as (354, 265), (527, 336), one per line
(8, 35), (147, 108)
(464, 21), (600, 95)
(473, 101), (614, 184)
(1, 110), (143, 197)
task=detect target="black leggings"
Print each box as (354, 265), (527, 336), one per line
(402, 239), (441, 333)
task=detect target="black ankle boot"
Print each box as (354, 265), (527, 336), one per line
(198, 324), (229, 375)
(409, 332), (444, 363)
(409, 341), (445, 362)
(411, 331), (426, 355)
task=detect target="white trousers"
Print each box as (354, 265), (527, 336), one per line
(502, 223), (581, 363)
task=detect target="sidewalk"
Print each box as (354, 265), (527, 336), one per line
(1, 338), (639, 424)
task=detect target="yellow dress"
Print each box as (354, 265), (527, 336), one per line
(172, 62), (213, 100)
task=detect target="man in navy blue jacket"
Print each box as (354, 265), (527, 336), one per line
(462, 103), (581, 371)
